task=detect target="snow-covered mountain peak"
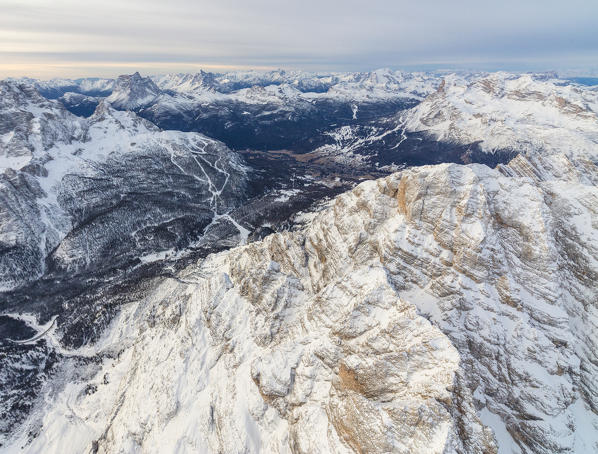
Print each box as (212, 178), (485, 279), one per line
(106, 72), (161, 110)
(405, 72), (598, 158)
(7, 150), (596, 453)
(0, 81), (85, 170)
(153, 71), (218, 93)
(88, 99), (159, 134)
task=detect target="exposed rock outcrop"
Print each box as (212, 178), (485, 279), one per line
(8, 152), (596, 453)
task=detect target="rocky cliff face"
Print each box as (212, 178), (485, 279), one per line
(106, 72), (161, 110)
(7, 150), (596, 453)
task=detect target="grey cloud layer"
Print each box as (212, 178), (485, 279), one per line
(1, 0), (597, 77)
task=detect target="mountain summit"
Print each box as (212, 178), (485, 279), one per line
(105, 72), (161, 110)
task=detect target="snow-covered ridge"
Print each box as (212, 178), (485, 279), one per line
(17, 70), (596, 112)
(0, 80), (86, 170)
(7, 151), (597, 453)
(13, 69), (440, 107)
(11, 76), (115, 99)
(25, 69), (440, 112)
(95, 69), (441, 118)
(105, 72), (161, 110)
(404, 72), (598, 158)
(152, 68), (440, 101)
(0, 81), (248, 291)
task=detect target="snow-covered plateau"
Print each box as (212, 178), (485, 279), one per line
(1, 70), (597, 453)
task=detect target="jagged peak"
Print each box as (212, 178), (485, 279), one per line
(106, 72), (161, 110)
(0, 79), (50, 105)
(88, 98), (159, 132)
(89, 98), (115, 118)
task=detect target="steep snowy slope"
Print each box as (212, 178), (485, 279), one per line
(0, 81), (249, 292)
(105, 72), (161, 110)
(404, 73), (598, 158)
(6, 149), (597, 453)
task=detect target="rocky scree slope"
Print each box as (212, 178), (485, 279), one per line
(7, 150), (597, 453)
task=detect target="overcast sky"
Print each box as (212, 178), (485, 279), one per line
(1, 0), (597, 78)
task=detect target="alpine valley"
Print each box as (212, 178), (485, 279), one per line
(0, 69), (597, 454)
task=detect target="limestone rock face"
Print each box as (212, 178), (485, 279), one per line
(105, 72), (161, 110)
(9, 151), (596, 453)
(0, 80), (85, 171)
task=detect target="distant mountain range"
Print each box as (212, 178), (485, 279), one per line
(1, 69), (597, 453)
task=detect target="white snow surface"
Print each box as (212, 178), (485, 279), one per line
(152, 68), (440, 102)
(0, 81), (248, 290)
(404, 72), (598, 158)
(3, 71), (598, 453)
(5, 150), (598, 453)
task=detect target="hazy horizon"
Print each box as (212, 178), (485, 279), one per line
(1, 0), (597, 79)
